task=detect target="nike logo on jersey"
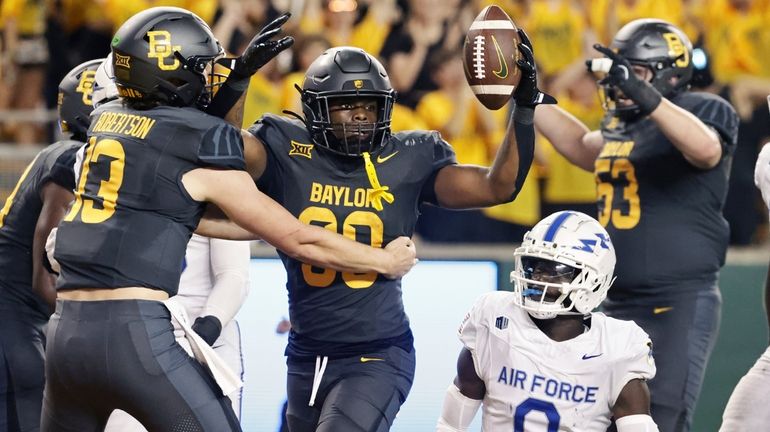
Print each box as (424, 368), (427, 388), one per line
(360, 356), (385, 363)
(653, 306), (674, 314)
(581, 353), (603, 360)
(376, 151), (399, 163)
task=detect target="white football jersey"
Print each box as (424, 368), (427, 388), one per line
(459, 291), (655, 432)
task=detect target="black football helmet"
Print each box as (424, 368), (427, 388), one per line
(298, 47), (396, 156)
(110, 7), (224, 108)
(602, 19), (693, 120)
(58, 58), (103, 140)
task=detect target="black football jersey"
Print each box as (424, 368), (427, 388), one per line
(249, 114), (456, 357)
(55, 100), (245, 296)
(596, 92), (739, 299)
(0, 140), (80, 320)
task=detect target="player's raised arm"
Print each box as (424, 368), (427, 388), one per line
(432, 29), (555, 209)
(534, 105), (603, 172)
(183, 168), (416, 279)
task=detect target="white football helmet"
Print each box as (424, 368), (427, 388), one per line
(92, 53), (119, 107)
(510, 211), (616, 319)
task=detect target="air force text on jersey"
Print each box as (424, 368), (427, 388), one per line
(497, 366), (599, 404)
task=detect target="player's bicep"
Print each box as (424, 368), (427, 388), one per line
(433, 164), (496, 209)
(242, 130), (268, 181)
(612, 378), (652, 419)
(455, 348), (486, 400)
(184, 168), (305, 246)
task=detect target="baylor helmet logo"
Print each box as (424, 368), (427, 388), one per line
(76, 70), (97, 106)
(662, 32), (689, 68)
(147, 30), (181, 71)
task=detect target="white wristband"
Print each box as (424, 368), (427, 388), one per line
(616, 414), (659, 432)
(436, 384), (482, 431)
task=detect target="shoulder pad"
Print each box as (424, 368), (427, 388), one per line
(198, 123), (245, 170)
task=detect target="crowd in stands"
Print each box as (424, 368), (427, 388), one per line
(2, 0), (769, 245)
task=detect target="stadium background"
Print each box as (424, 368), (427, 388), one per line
(1, 0), (769, 430)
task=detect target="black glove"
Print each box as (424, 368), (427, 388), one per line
(590, 44), (662, 115)
(192, 315), (222, 346)
(227, 13), (295, 84)
(206, 13), (294, 117)
(513, 29), (557, 108)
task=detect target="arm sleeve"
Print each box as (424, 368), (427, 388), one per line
(510, 105), (536, 201)
(201, 238), (251, 326)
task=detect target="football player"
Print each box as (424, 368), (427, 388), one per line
(57, 56), (252, 432)
(42, 7), (416, 432)
(718, 141), (770, 431)
(222, 29), (555, 430)
(436, 211), (658, 432)
(533, 19), (739, 432)
(0, 58), (100, 432)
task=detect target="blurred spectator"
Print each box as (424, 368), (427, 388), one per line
(1, 0), (47, 145)
(588, 0), (687, 44)
(540, 62), (602, 216)
(298, 0), (399, 57)
(522, 0), (596, 81)
(242, 58), (284, 128)
(380, 0), (462, 108)
(280, 33), (331, 114)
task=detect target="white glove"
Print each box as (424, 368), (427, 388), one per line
(754, 143), (770, 211)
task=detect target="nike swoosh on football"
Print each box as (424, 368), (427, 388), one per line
(653, 306), (674, 314)
(581, 353), (603, 360)
(376, 151), (399, 163)
(491, 35), (509, 79)
(360, 357), (385, 363)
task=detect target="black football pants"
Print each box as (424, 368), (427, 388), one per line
(0, 308), (46, 432)
(603, 284), (721, 432)
(285, 345), (416, 432)
(41, 299), (240, 432)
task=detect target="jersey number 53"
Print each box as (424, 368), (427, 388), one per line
(595, 158), (640, 230)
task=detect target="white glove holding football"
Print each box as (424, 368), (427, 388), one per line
(45, 227), (60, 274)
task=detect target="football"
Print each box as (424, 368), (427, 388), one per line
(463, 5), (522, 110)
